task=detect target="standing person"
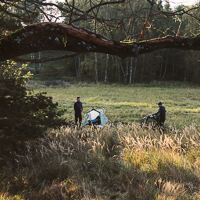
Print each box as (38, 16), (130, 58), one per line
(150, 102), (166, 131)
(74, 97), (83, 126)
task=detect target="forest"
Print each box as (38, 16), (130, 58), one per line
(0, 0), (200, 84)
(32, 1), (200, 84)
(0, 0), (200, 199)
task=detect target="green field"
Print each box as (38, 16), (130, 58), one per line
(1, 82), (200, 200)
(30, 82), (200, 128)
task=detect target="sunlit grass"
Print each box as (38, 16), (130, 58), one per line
(26, 81), (200, 127)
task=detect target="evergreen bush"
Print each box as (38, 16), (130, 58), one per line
(0, 61), (66, 145)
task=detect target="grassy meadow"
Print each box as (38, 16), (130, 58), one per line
(1, 82), (200, 199)
(30, 81), (200, 127)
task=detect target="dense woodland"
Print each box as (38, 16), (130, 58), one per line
(0, 0), (200, 84)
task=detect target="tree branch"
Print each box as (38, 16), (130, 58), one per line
(0, 22), (200, 62)
(139, 2), (154, 41)
(86, 0), (125, 14)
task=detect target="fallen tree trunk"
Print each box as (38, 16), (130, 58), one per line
(0, 22), (200, 62)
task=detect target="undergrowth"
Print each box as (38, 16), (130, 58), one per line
(1, 123), (200, 199)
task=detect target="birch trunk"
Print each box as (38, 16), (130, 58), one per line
(74, 57), (78, 77)
(133, 57), (137, 83)
(115, 57), (120, 83)
(125, 58), (129, 84)
(141, 54), (145, 82)
(160, 51), (164, 80)
(94, 53), (98, 83)
(38, 52), (42, 73)
(129, 57), (133, 84)
(104, 54), (109, 83)
(120, 59), (126, 84)
(117, 57), (121, 83)
(184, 65), (187, 82)
(78, 56), (81, 77)
(75, 56), (81, 78)
(172, 51), (175, 76)
(162, 49), (169, 80)
(31, 53), (37, 74)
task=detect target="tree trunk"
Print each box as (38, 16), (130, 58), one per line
(160, 51), (164, 80)
(75, 56), (81, 78)
(74, 56), (78, 77)
(129, 57), (133, 84)
(31, 53), (37, 74)
(120, 59), (127, 84)
(94, 53), (98, 83)
(117, 57), (121, 83)
(38, 52), (42, 73)
(162, 49), (169, 80)
(172, 51), (175, 76)
(184, 65), (187, 82)
(125, 58), (129, 84)
(104, 54), (109, 83)
(104, 0), (109, 83)
(141, 54), (145, 82)
(133, 57), (138, 83)
(78, 56), (81, 77)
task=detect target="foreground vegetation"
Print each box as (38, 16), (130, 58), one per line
(1, 82), (200, 199)
(1, 124), (200, 199)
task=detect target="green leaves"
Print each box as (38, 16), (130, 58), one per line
(0, 61), (66, 143)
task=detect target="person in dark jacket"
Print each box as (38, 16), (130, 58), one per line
(150, 102), (166, 128)
(74, 97), (83, 126)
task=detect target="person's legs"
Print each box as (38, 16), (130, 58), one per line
(75, 113), (79, 125)
(79, 114), (82, 126)
(75, 113), (82, 126)
(159, 121), (164, 134)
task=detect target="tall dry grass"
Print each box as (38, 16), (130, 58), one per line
(1, 123), (199, 199)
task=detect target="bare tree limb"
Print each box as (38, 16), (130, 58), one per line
(139, 2), (154, 41)
(0, 22), (200, 62)
(86, 0), (125, 13)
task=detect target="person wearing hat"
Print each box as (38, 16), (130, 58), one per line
(149, 102), (166, 129)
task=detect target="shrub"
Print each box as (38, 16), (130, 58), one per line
(0, 61), (66, 146)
